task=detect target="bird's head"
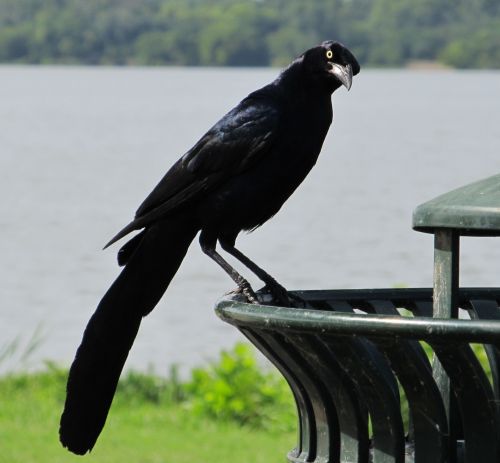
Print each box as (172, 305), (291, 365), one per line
(301, 41), (360, 93)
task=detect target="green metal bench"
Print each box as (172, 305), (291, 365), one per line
(215, 174), (500, 463)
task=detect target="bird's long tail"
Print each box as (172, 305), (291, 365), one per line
(59, 214), (199, 455)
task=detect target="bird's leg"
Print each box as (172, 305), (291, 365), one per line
(199, 233), (258, 305)
(218, 238), (292, 306)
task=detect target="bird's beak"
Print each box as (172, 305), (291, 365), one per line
(329, 63), (353, 90)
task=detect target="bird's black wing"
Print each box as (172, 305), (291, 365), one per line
(105, 96), (281, 248)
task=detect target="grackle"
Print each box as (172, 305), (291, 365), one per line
(60, 40), (360, 454)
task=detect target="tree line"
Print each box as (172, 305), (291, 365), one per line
(0, 0), (499, 68)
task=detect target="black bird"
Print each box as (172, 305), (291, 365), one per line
(60, 40), (360, 454)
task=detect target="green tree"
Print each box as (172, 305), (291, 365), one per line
(0, 0), (499, 68)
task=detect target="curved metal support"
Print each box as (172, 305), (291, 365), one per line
(259, 332), (339, 463)
(468, 299), (500, 407)
(239, 329), (313, 462)
(215, 288), (500, 463)
(370, 338), (449, 463)
(323, 336), (405, 463)
(430, 342), (500, 463)
(292, 334), (369, 463)
(365, 301), (449, 463)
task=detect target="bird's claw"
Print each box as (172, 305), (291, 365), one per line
(227, 281), (306, 308)
(270, 284), (290, 306)
(257, 281), (307, 308)
(227, 282), (259, 304)
(243, 287), (259, 305)
(238, 277), (259, 304)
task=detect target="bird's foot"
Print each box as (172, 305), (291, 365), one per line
(226, 279), (259, 304)
(242, 285), (259, 305)
(258, 280), (305, 308)
(265, 282), (290, 306)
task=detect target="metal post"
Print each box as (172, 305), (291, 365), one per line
(433, 228), (460, 462)
(433, 229), (460, 320)
(433, 229), (460, 400)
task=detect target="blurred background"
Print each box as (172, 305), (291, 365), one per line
(1, 0), (500, 68)
(1, 1), (499, 462)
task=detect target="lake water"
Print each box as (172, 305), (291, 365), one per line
(1, 66), (499, 375)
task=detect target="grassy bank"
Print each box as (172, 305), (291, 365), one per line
(0, 344), (296, 463)
(1, 341), (492, 462)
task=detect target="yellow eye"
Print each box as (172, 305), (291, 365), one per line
(326, 50), (333, 59)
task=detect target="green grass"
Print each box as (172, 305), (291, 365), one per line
(1, 340), (493, 463)
(0, 364), (296, 463)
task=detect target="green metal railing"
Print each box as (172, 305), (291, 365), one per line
(217, 288), (500, 463)
(215, 174), (500, 463)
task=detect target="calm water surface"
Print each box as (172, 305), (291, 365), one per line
(1, 66), (499, 374)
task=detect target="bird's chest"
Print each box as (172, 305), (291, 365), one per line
(275, 101), (332, 177)
(197, 98), (333, 233)
(245, 99), (333, 194)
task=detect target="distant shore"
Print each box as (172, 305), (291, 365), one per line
(405, 60), (453, 71)
(1, 0), (498, 69)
